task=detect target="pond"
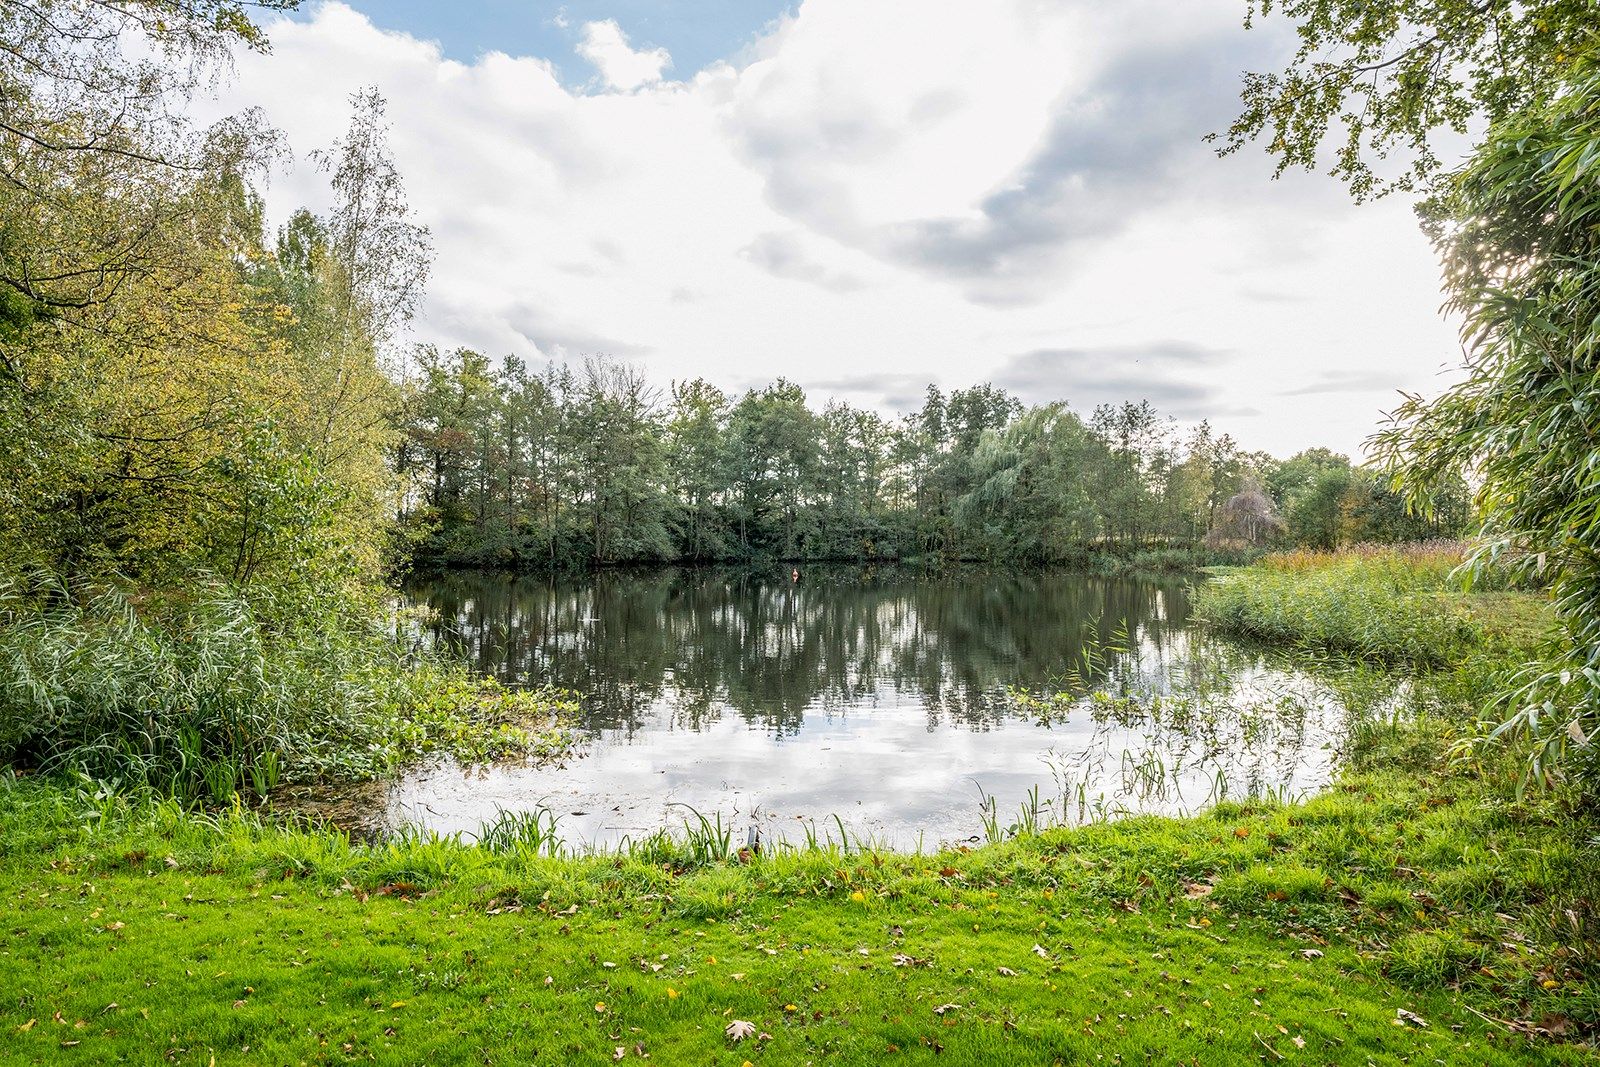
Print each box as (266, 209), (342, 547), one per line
(360, 566), (1356, 851)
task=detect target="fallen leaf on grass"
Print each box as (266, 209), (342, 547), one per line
(1291, 1036), (1306, 1049)
(725, 1019), (757, 1042)
(1395, 1008), (1427, 1028)
(1299, 949), (1324, 960)
(1183, 882), (1214, 899)
(16, 1019), (35, 1033)
(1032, 944), (1049, 958)
(996, 967), (1017, 977)
(613, 1047), (625, 1061)
(932, 1003), (961, 1016)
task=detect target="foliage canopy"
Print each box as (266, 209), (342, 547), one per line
(1374, 66), (1600, 771)
(1219, 0), (1597, 199)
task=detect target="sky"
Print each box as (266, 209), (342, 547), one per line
(214, 0), (1473, 458)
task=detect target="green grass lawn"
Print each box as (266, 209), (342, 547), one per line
(0, 860), (1546, 1066)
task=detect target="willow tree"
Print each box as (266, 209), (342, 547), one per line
(1373, 69), (1600, 774)
(1226, 1), (1600, 775)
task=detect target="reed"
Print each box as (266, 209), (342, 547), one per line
(0, 574), (575, 800)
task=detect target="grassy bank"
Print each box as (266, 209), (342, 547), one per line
(1, 710), (1593, 1065)
(2, 548), (1596, 1064)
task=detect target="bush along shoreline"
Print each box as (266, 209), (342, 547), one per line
(1, 548), (1597, 1063)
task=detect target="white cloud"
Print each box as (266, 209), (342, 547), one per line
(213, 0), (1464, 457)
(576, 19), (671, 91)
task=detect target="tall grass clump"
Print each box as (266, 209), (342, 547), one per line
(1195, 542), (1542, 665)
(0, 575), (573, 803)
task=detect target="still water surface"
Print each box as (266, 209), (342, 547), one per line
(378, 566), (1351, 850)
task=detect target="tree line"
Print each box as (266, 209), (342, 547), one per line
(399, 350), (1468, 570)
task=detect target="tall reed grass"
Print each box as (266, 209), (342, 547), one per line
(0, 574), (572, 803)
(1194, 542), (1537, 664)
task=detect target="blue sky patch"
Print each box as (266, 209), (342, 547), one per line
(299, 1), (794, 82)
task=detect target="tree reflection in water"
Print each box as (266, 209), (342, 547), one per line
(379, 566), (1351, 850)
(412, 565), (1191, 734)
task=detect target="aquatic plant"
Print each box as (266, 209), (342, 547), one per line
(477, 805), (564, 856)
(0, 574), (577, 800)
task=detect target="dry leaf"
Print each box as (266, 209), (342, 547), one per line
(932, 1003), (961, 1016)
(1299, 949), (1323, 960)
(725, 1019), (757, 1042)
(1032, 944), (1049, 958)
(996, 967), (1017, 977)
(1395, 1008), (1427, 1028)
